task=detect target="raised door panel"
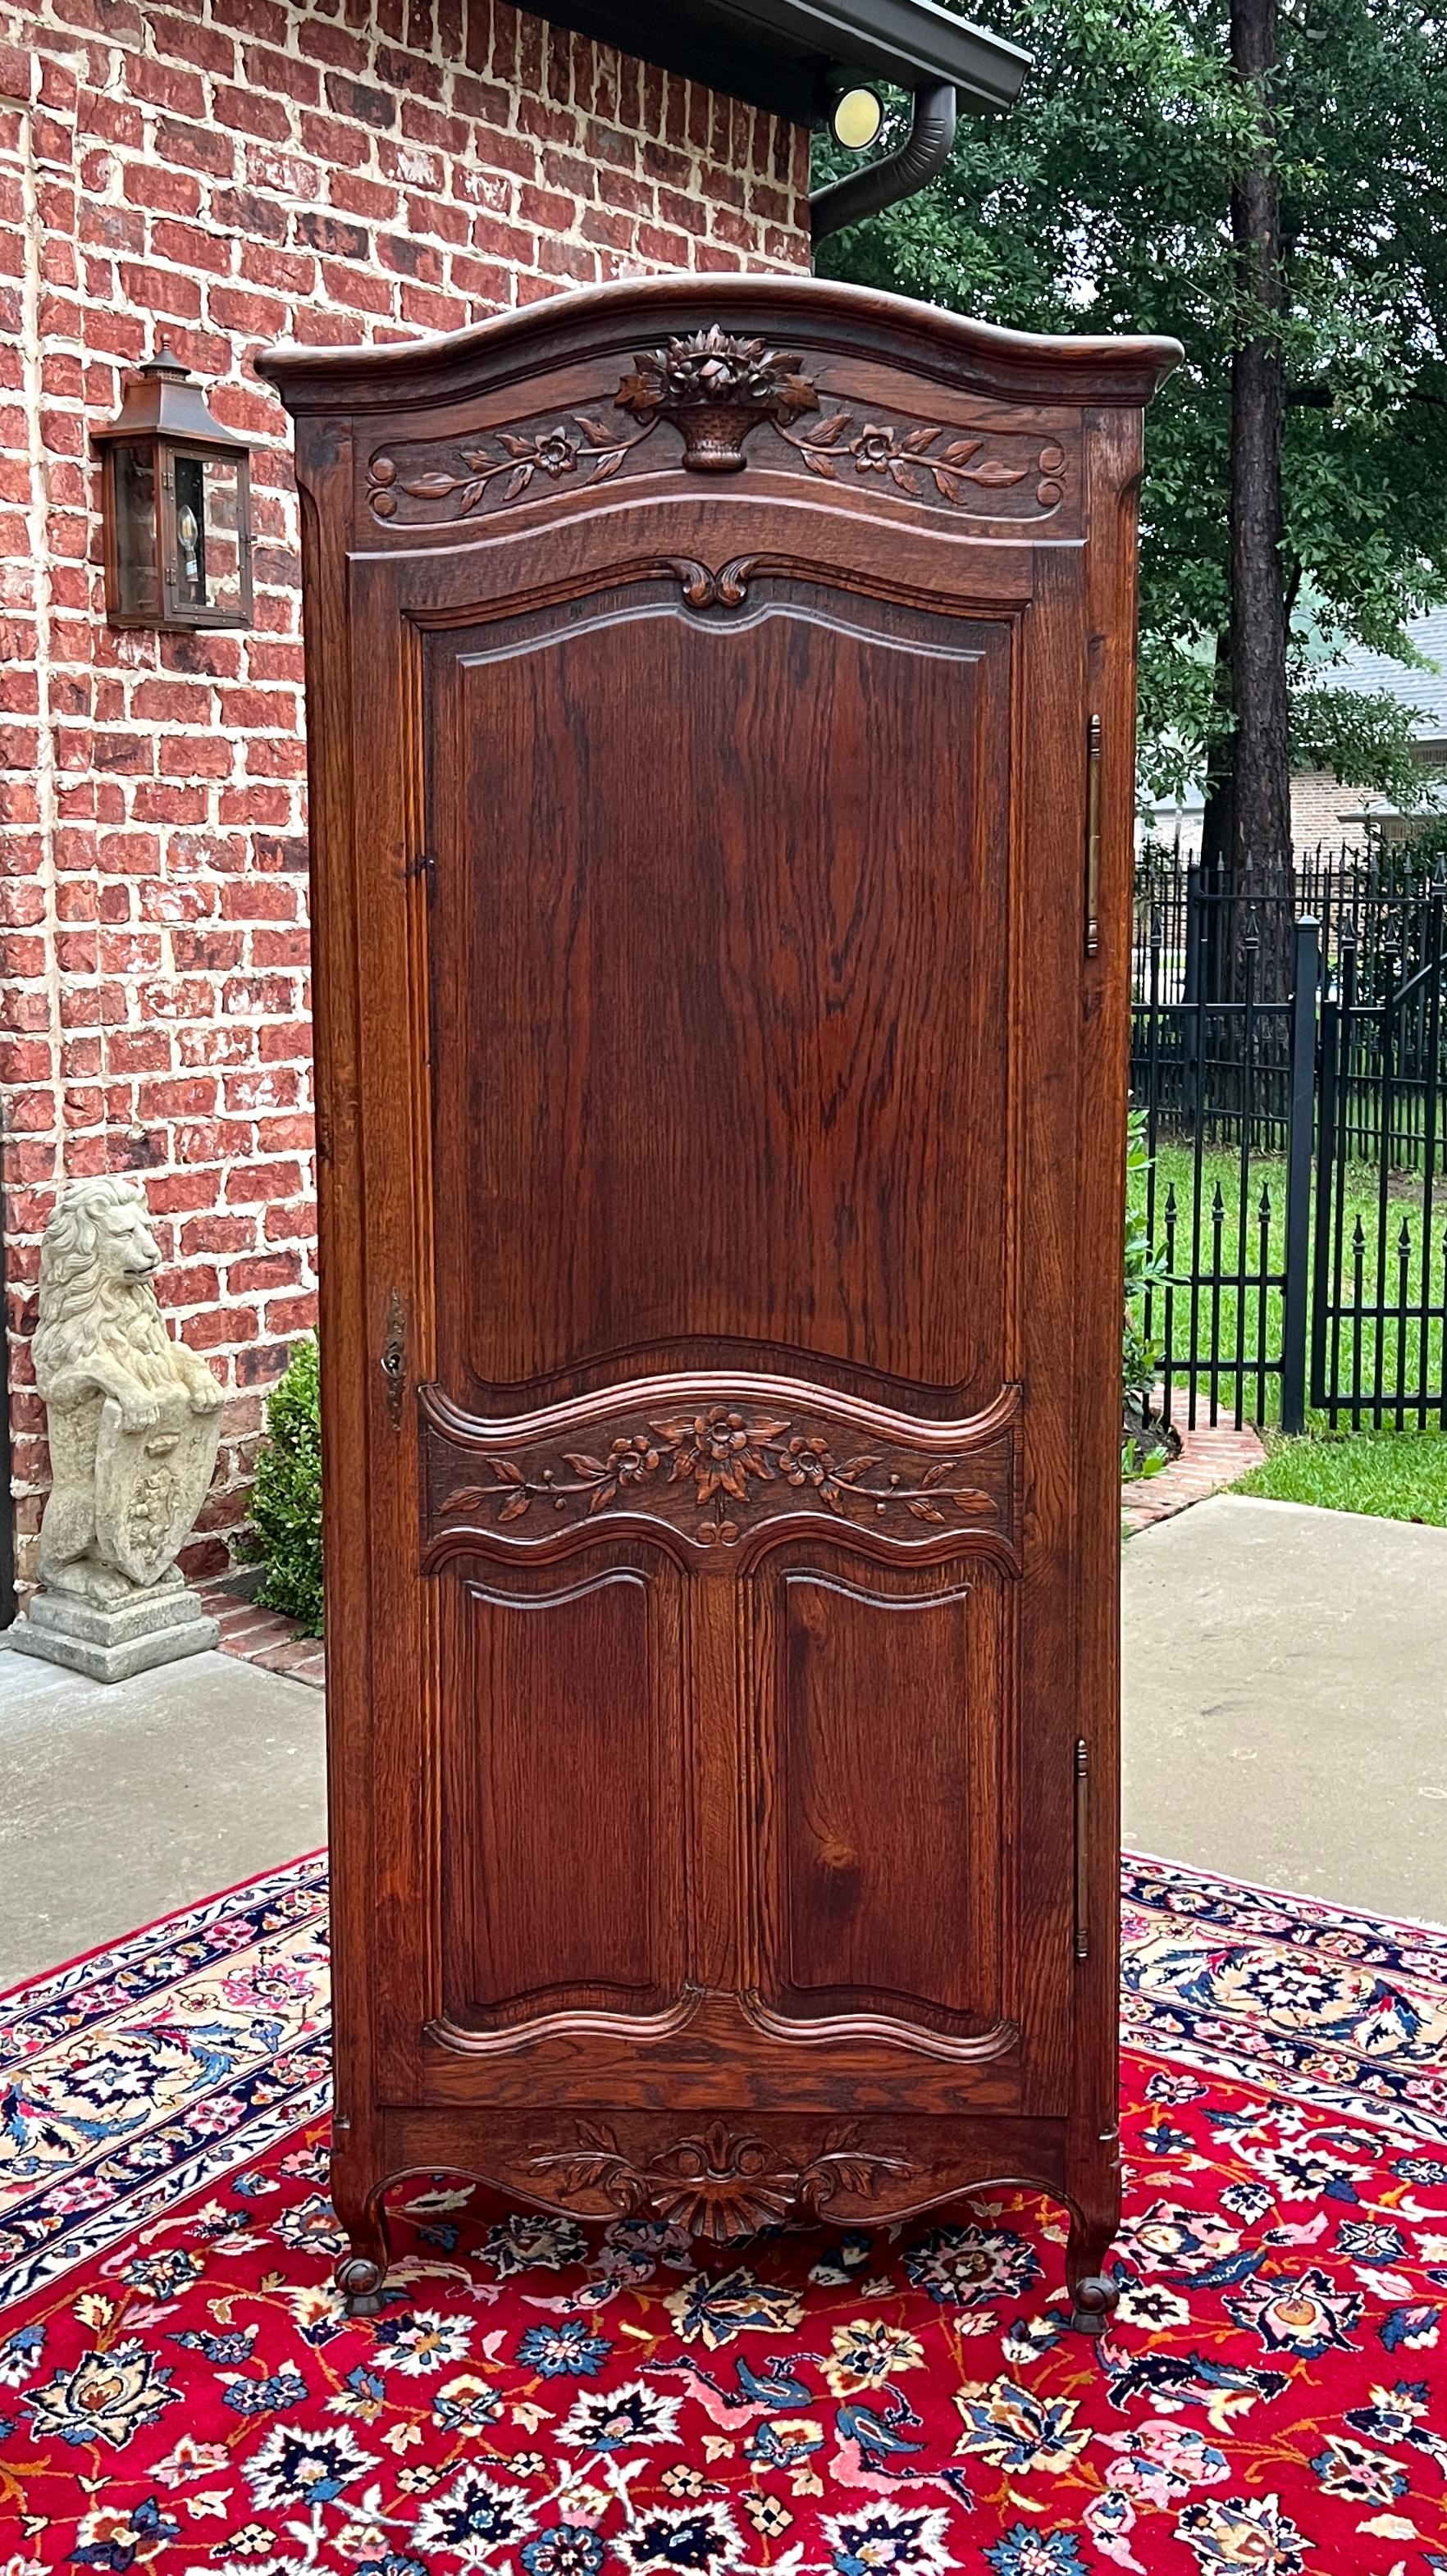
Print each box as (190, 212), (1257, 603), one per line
(435, 1548), (686, 2037)
(751, 1547), (1022, 2068)
(425, 577), (1012, 1411)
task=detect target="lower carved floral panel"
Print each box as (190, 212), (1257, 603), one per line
(367, 2105), (1080, 2242)
(529, 2117), (913, 2241)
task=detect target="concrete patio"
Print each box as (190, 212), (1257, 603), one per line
(1121, 1493), (1447, 1924)
(0, 1640), (326, 1990)
(2, 1489), (1442, 1991)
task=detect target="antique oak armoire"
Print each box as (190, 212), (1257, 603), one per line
(261, 279), (1178, 2332)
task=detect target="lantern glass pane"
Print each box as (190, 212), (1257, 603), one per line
(173, 452), (245, 617)
(113, 445), (159, 620)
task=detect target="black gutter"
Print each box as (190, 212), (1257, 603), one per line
(810, 78), (958, 242)
(528, 0), (1029, 128)
(711, 0), (1029, 109)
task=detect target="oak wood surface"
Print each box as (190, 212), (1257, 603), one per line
(427, 587), (1009, 1407)
(261, 279), (1178, 2326)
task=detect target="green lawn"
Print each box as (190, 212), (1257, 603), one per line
(1230, 1425), (1447, 1525)
(1139, 1140), (1446, 1428)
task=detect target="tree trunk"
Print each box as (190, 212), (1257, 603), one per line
(1199, 632), (1233, 1000)
(1230, 0), (1294, 999)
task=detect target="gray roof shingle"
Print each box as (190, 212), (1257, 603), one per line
(1314, 605), (1447, 738)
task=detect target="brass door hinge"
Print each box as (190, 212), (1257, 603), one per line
(1073, 1737), (1090, 1960)
(1084, 714), (1102, 958)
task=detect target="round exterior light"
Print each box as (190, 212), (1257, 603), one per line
(830, 86), (884, 150)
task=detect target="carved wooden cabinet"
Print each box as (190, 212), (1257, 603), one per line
(262, 279), (1177, 2331)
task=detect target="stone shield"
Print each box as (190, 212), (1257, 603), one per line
(94, 1390), (222, 1590)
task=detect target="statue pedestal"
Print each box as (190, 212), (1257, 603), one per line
(10, 1571), (219, 1684)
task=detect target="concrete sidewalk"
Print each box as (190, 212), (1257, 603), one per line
(2, 1490), (1440, 1992)
(1123, 1493), (1447, 1924)
(0, 1641), (326, 1991)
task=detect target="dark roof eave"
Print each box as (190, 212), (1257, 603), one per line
(530, 0), (1029, 125)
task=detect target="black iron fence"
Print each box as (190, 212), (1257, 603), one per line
(1134, 841), (1447, 992)
(1131, 855), (1447, 1432)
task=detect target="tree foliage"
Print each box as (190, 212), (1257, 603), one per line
(817, 0), (1447, 805)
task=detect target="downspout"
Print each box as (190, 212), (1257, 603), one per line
(810, 80), (957, 245)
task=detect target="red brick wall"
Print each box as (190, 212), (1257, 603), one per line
(0, 1), (811, 1589)
(1290, 770), (1373, 852)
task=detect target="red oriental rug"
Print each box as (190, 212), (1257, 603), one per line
(1, 1853), (1445, 2574)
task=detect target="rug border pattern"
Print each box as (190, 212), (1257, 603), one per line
(2, 1849), (1444, 2313)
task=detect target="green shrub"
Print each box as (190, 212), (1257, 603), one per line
(245, 1334), (324, 1634)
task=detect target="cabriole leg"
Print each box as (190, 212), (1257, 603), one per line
(334, 2181), (392, 2318)
(1065, 2200), (1120, 2335)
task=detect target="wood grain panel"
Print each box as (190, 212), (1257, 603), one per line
(439, 1551), (685, 2030)
(753, 1551), (1004, 2044)
(427, 580), (1011, 1411)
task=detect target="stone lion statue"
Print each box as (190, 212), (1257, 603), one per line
(33, 1175), (223, 1603)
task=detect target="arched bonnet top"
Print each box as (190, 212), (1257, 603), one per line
(258, 273), (1182, 422)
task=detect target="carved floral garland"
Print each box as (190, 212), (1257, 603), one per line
(367, 412), (659, 520)
(777, 413), (1066, 510)
(438, 1404), (994, 1546)
(530, 2117), (911, 2240)
(366, 326), (1067, 527)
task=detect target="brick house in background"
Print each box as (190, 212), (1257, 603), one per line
(0, 0), (1025, 1610)
(1142, 604), (1447, 859)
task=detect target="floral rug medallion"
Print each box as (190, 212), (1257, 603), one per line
(1, 1854), (1445, 2574)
